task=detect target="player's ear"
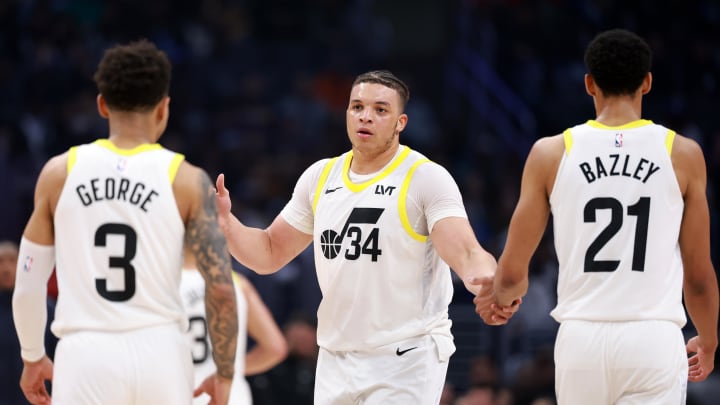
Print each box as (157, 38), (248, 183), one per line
(640, 72), (652, 95)
(96, 94), (110, 119)
(584, 74), (597, 97)
(396, 114), (408, 133)
(155, 96), (170, 123)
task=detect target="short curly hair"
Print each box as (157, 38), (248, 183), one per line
(93, 39), (171, 112)
(584, 29), (651, 97)
(352, 70), (410, 111)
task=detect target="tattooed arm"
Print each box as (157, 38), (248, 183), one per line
(174, 162), (238, 399)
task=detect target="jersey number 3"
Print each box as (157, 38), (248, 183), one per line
(94, 223), (137, 301)
(584, 197), (649, 272)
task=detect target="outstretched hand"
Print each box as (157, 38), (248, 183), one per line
(215, 173), (232, 227)
(468, 276), (521, 325)
(19, 356), (53, 405)
(686, 336), (716, 382)
(194, 373), (232, 405)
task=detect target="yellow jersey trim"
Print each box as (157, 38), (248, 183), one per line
(586, 119), (653, 130)
(665, 129), (676, 155)
(399, 158), (430, 242)
(94, 139), (163, 155)
(312, 157), (340, 214)
(342, 146), (412, 192)
(563, 129), (573, 155)
(168, 153), (185, 183)
(231, 271), (244, 288)
(67, 146), (78, 174)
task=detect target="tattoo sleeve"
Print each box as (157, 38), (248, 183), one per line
(185, 171), (238, 380)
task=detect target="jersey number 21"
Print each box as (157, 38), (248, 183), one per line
(583, 197), (649, 273)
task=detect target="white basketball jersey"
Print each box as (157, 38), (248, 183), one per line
(312, 146), (454, 351)
(52, 139), (187, 337)
(549, 120), (685, 326)
(180, 270), (251, 405)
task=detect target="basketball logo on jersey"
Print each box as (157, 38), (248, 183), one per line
(23, 255), (33, 272)
(116, 157), (128, 172)
(320, 207), (384, 261)
(615, 132), (623, 147)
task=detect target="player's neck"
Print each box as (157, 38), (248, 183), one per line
(593, 96), (642, 127)
(350, 143), (400, 175)
(106, 117), (159, 148)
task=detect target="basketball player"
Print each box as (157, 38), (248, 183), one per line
(216, 70), (509, 404)
(181, 249), (287, 405)
(12, 39), (238, 405)
(477, 29), (719, 404)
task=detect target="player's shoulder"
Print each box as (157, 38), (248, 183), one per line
(175, 159), (210, 188)
(670, 133), (704, 159)
(669, 133), (707, 180)
(38, 150), (71, 185)
(295, 156), (339, 185)
(171, 159), (214, 222)
(533, 133), (565, 150)
(411, 158), (451, 179)
(308, 156), (338, 173)
(528, 133), (565, 161)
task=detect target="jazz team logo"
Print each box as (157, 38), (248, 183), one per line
(320, 207), (384, 261)
(615, 132), (623, 147)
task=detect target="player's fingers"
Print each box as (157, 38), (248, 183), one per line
(215, 173), (227, 195)
(27, 389), (50, 405)
(491, 314), (508, 324)
(193, 385), (207, 398)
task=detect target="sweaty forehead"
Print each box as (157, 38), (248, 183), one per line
(349, 82), (400, 105)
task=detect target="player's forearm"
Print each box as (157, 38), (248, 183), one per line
(219, 214), (278, 274)
(685, 273), (719, 350)
(458, 249), (497, 296)
(205, 283), (239, 380)
(13, 288), (49, 361)
(244, 342), (288, 375)
(12, 238), (55, 362)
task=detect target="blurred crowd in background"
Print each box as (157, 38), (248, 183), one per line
(0, 1), (719, 404)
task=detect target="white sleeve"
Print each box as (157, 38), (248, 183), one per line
(12, 237), (56, 362)
(406, 162), (468, 235)
(279, 159), (330, 235)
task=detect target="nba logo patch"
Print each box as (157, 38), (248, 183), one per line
(116, 157), (128, 172)
(23, 255), (33, 272)
(615, 133), (623, 147)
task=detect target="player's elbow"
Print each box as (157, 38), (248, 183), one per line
(275, 336), (289, 361)
(684, 265), (718, 297)
(266, 337), (289, 367)
(205, 282), (238, 307)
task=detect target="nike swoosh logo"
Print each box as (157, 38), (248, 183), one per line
(324, 186), (342, 194)
(395, 346), (418, 356)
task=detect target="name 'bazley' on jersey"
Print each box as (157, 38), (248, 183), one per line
(578, 153), (660, 184)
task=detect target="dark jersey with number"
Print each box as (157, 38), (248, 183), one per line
(549, 120), (685, 326)
(51, 139), (187, 337)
